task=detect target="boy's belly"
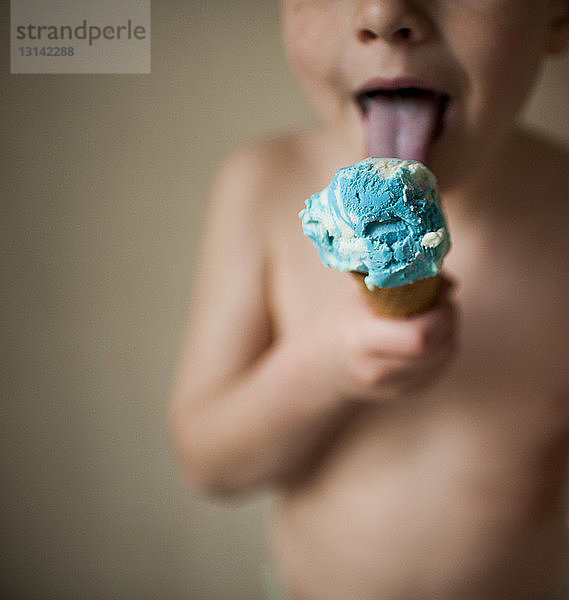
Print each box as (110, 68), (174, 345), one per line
(268, 392), (569, 600)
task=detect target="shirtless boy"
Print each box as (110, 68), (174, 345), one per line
(171, 2), (569, 598)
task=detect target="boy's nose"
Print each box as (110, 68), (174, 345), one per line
(354, 0), (433, 45)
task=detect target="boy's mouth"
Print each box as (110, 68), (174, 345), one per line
(355, 85), (451, 165)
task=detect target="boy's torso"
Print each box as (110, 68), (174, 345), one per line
(256, 128), (569, 600)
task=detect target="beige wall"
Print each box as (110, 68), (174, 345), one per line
(2, 1), (569, 599)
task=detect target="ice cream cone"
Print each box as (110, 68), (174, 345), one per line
(300, 159), (450, 317)
(351, 272), (441, 318)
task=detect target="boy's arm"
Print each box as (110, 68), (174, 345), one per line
(169, 147), (352, 497)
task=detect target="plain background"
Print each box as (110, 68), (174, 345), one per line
(2, 1), (569, 599)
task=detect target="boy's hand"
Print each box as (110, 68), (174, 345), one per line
(315, 275), (459, 404)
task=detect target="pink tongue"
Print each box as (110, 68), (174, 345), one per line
(365, 93), (440, 164)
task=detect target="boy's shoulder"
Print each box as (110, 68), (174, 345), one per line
(525, 127), (569, 166)
(514, 127), (569, 209)
(212, 127), (346, 220)
(511, 129), (569, 292)
(216, 130), (323, 195)
(202, 131), (323, 241)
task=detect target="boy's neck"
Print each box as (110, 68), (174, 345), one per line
(437, 125), (530, 225)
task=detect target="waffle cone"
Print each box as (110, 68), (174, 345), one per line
(351, 272), (442, 318)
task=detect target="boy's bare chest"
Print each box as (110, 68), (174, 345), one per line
(265, 137), (569, 596)
(267, 190), (569, 464)
(268, 204), (569, 597)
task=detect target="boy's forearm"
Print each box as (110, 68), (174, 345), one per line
(171, 333), (349, 496)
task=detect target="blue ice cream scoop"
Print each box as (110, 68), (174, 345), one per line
(299, 158), (450, 290)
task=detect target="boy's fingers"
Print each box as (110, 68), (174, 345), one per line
(359, 317), (420, 357)
(362, 300), (457, 358)
(439, 272), (458, 296)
